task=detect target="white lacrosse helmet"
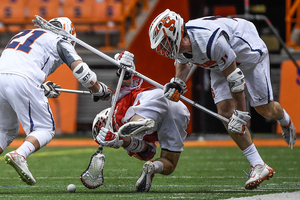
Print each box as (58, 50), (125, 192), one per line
(92, 108), (112, 143)
(149, 9), (184, 59)
(49, 17), (76, 46)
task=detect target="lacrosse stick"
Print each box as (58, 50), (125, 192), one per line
(122, 66), (229, 123)
(79, 69), (126, 189)
(56, 88), (91, 95)
(33, 15), (229, 123)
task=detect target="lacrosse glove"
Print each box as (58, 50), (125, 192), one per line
(92, 82), (112, 102)
(228, 109), (251, 135)
(164, 77), (187, 102)
(42, 81), (61, 98)
(115, 51), (135, 80)
(96, 127), (124, 149)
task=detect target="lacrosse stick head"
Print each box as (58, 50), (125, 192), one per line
(80, 149), (105, 189)
(149, 9), (185, 59)
(33, 15), (76, 46)
(92, 107), (112, 144)
(49, 17), (76, 46)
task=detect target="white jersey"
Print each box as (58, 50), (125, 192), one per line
(0, 28), (82, 150)
(114, 87), (190, 152)
(0, 28), (81, 84)
(176, 17), (268, 71)
(176, 17), (273, 107)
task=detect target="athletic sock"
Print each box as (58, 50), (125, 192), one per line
(278, 109), (291, 127)
(153, 160), (163, 173)
(16, 141), (36, 159)
(242, 143), (264, 167)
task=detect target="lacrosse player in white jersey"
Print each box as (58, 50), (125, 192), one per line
(149, 9), (296, 189)
(0, 17), (112, 185)
(91, 51), (190, 192)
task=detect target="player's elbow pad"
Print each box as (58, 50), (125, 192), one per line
(73, 62), (97, 88)
(226, 68), (245, 93)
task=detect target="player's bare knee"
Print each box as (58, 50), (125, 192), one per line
(161, 165), (175, 175)
(255, 105), (276, 119)
(217, 104), (234, 119)
(217, 109), (232, 120)
(28, 130), (55, 149)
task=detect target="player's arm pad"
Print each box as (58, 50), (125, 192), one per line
(73, 62), (97, 88)
(226, 68), (245, 93)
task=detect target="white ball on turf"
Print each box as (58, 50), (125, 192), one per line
(67, 184), (76, 193)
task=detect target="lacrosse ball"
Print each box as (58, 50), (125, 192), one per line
(67, 184), (76, 193)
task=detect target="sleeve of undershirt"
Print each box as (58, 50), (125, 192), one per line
(56, 40), (82, 68)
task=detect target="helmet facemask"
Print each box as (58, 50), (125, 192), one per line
(155, 36), (178, 59)
(149, 9), (184, 59)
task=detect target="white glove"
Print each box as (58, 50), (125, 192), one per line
(42, 81), (61, 98)
(96, 127), (124, 149)
(92, 82), (112, 102)
(228, 109), (251, 135)
(114, 51), (135, 68)
(114, 51), (135, 80)
(164, 77), (187, 102)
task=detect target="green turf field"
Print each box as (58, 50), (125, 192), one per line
(0, 145), (299, 199)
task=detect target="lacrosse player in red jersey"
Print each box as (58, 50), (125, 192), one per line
(91, 51), (190, 192)
(0, 17), (112, 186)
(148, 9), (297, 189)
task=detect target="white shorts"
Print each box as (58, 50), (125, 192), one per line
(0, 74), (55, 135)
(123, 88), (190, 152)
(210, 55), (273, 107)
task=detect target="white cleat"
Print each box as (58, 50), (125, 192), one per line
(119, 118), (155, 138)
(244, 164), (275, 190)
(4, 151), (36, 186)
(135, 161), (155, 192)
(282, 120), (296, 149)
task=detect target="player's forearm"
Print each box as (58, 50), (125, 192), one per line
(231, 91), (247, 112)
(175, 63), (191, 81)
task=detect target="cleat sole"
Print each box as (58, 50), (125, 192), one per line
(4, 155), (36, 186)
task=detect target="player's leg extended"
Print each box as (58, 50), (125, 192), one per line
(255, 102), (296, 148)
(217, 99), (253, 150)
(216, 99), (275, 189)
(135, 149), (180, 192)
(4, 75), (55, 185)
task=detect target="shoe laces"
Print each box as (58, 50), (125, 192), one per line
(15, 153), (29, 168)
(243, 168), (254, 179)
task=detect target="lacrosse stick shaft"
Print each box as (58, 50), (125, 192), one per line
(56, 88), (91, 95)
(71, 38), (228, 123)
(33, 16), (228, 123)
(105, 68), (126, 129)
(96, 68), (126, 152)
(71, 36), (120, 67)
(72, 37), (229, 123)
(123, 66), (229, 123)
(65, 38), (229, 123)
